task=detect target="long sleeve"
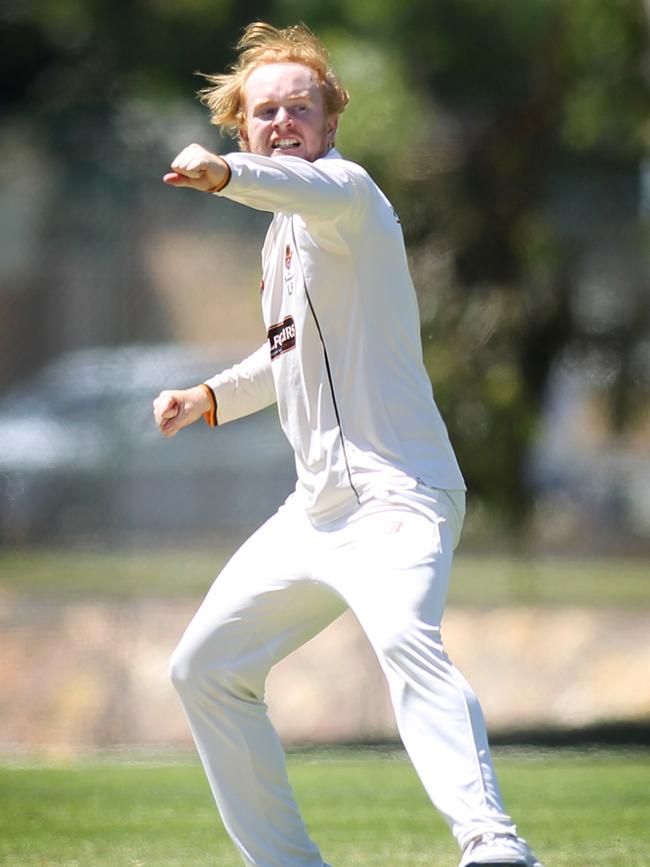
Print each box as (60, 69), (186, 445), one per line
(214, 150), (363, 222)
(204, 343), (276, 425)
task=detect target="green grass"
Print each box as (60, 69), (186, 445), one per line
(0, 545), (231, 599)
(1, 545), (649, 607)
(1, 748), (649, 866)
(450, 554), (650, 608)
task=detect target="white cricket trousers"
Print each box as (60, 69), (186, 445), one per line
(170, 486), (517, 866)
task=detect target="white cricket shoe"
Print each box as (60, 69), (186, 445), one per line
(458, 832), (544, 867)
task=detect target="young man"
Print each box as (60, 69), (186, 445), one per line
(153, 22), (543, 867)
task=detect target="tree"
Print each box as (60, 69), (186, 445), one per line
(1, 0), (647, 539)
(276, 0), (649, 538)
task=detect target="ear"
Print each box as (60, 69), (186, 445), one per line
(238, 123), (250, 152)
(327, 114), (339, 146)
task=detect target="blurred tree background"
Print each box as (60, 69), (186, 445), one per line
(1, 0), (648, 550)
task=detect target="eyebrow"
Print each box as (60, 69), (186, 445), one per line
(252, 91), (313, 110)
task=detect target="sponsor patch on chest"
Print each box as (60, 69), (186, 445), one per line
(268, 315), (296, 360)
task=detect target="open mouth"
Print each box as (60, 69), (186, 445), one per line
(271, 138), (301, 154)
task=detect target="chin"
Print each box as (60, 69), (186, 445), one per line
(272, 149), (307, 160)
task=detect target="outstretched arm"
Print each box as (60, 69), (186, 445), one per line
(163, 143), (361, 221)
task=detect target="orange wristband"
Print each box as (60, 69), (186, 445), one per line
(205, 157), (232, 193)
(200, 383), (218, 428)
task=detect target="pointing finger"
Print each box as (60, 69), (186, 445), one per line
(163, 172), (185, 185)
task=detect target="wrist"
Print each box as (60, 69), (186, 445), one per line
(198, 383), (218, 427)
(205, 156), (232, 193)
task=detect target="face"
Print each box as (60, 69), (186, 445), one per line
(240, 62), (338, 162)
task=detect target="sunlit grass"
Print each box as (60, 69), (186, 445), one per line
(1, 545), (648, 607)
(0, 748), (648, 866)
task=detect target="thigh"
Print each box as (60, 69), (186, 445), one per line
(331, 490), (462, 651)
(175, 507), (347, 686)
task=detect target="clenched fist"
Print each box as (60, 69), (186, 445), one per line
(152, 385), (211, 437)
(163, 143), (230, 193)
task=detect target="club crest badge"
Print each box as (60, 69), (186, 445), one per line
(284, 244), (295, 294)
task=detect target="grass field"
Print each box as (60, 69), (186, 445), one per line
(1, 747), (649, 866)
(2, 546), (650, 607)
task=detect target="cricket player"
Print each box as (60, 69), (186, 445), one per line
(152, 21), (543, 867)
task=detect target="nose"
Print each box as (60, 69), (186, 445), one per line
(272, 106), (292, 128)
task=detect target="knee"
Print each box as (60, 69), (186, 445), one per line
(168, 629), (228, 693)
(168, 633), (265, 702)
(169, 640), (199, 693)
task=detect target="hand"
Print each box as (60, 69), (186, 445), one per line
(152, 385), (211, 437)
(163, 143), (229, 192)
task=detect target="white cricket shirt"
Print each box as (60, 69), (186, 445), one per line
(205, 148), (465, 526)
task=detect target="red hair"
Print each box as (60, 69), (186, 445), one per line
(198, 22), (349, 143)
